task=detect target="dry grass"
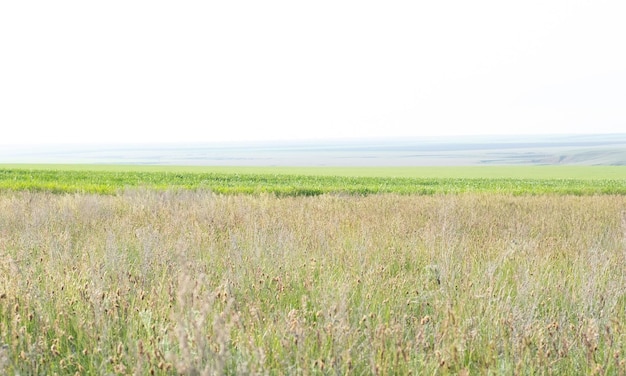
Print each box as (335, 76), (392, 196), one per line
(1, 190), (626, 374)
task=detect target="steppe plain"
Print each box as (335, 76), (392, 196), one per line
(1, 134), (626, 374)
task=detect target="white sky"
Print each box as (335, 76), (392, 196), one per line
(1, 1), (625, 145)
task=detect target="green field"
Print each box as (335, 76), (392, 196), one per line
(2, 164), (626, 178)
(1, 165), (625, 195)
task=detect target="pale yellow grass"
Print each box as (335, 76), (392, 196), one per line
(0, 191), (625, 374)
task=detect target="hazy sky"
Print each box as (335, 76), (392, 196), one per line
(1, 1), (625, 145)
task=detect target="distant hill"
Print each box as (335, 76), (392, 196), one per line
(2, 134), (626, 166)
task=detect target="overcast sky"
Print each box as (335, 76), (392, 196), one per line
(1, 1), (625, 145)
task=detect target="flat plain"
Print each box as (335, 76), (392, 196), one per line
(1, 164), (626, 374)
(1, 165), (625, 195)
(3, 134), (626, 166)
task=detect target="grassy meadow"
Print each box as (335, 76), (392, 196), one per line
(1, 166), (626, 374)
(1, 165), (625, 195)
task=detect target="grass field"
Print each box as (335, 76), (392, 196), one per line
(1, 191), (626, 374)
(1, 165), (626, 374)
(1, 165), (626, 195)
(3, 164), (626, 178)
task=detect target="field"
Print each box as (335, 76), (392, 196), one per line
(1, 166), (626, 374)
(1, 165), (626, 195)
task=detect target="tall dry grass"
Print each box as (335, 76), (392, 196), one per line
(1, 190), (625, 374)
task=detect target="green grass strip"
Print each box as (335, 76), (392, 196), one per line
(2, 164), (626, 179)
(1, 167), (625, 196)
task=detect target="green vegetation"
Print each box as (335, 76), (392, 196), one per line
(2, 164), (626, 178)
(1, 166), (625, 195)
(1, 192), (626, 374)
